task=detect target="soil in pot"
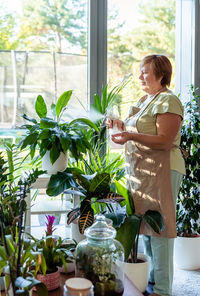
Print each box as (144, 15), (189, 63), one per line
(94, 278), (124, 296)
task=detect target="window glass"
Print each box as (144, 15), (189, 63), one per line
(0, 0), (88, 130)
(107, 0), (176, 120)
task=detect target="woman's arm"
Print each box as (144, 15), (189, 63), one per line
(111, 112), (182, 150)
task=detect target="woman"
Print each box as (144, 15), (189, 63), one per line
(107, 54), (185, 296)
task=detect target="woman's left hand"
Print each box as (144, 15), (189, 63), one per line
(111, 132), (131, 145)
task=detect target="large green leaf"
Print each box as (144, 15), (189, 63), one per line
(79, 200), (94, 234)
(46, 169), (78, 196)
(115, 216), (140, 261)
(67, 207), (81, 224)
(56, 90), (72, 119)
(72, 171), (90, 192)
(40, 118), (57, 128)
(101, 84), (108, 113)
(20, 133), (38, 150)
(35, 95), (47, 118)
(22, 114), (37, 124)
(89, 173), (110, 194)
(97, 192), (125, 203)
(94, 93), (103, 114)
(143, 210), (165, 234)
(68, 118), (99, 132)
(60, 134), (71, 153)
(38, 129), (51, 140)
(50, 143), (60, 164)
(114, 180), (135, 215)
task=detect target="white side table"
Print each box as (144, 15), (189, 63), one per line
(25, 174), (72, 234)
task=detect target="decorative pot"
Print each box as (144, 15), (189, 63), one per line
(174, 236), (200, 270)
(42, 151), (68, 175)
(34, 269), (60, 291)
(120, 253), (150, 293)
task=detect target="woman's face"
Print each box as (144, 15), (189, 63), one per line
(139, 62), (163, 95)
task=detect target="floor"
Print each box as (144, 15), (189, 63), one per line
(138, 237), (200, 296)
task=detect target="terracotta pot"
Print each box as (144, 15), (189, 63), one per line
(33, 269), (60, 291)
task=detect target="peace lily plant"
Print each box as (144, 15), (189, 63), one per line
(19, 90), (99, 165)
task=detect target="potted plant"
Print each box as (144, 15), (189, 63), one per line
(106, 180), (164, 293)
(75, 215), (125, 296)
(29, 214), (76, 291)
(175, 85), (200, 270)
(0, 144), (48, 295)
(63, 171), (126, 235)
(19, 90), (99, 174)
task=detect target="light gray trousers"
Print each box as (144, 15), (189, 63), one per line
(143, 170), (183, 296)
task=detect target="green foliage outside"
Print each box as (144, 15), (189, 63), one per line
(0, 0), (176, 122)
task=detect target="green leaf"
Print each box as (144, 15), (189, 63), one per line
(114, 180), (135, 215)
(89, 173), (110, 194)
(56, 90), (72, 119)
(38, 129), (51, 140)
(35, 95), (47, 118)
(72, 171), (90, 192)
(23, 277), (48, 296)
(105, 212), (126, 228)
(79, 200), (94, 234)
(22, 114), (37, 124)
(0, 245), (7, 260)
(143, 210), (165, 234)
(68, 118), (99, 132)
(115, 216), (140, 261)
(40, 118), (57, 128)
(50, 143), (61, 164)
(51, 103), (56, 117)
(20, 133), (38, 150)
(94, 93), (103, 114)
(60, 134), (71, 153)
(67, 207), (81, 224)
(97, 192), (125, 203)
(101, 84), (108, 113)
(46, 170), (77, 196)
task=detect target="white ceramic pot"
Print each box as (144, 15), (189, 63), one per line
(58, 261), (75, 274)
(71, 219), (86, 244)
(42, 151), (68, 175)
(119, 253), (150, 293)
(174, 236), (200, 270)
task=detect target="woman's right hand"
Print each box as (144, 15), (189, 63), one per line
(106, 118), (124, 131)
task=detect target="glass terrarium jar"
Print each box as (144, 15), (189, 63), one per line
(75, 215), (124, 296)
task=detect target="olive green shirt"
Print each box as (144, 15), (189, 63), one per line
(135, 90), (186, 175)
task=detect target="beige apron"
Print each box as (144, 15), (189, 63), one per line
(124, 95), (177, 238)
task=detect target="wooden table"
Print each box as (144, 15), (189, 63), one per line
(32, 272), (143, 296)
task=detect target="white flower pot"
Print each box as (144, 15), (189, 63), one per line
(174, 236), (200, 270)
(71, 219), (86, 243)
(119, 253), (150, 293)
(42, 151), (68, 175)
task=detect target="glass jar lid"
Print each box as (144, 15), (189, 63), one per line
(84, 214), (116, 240)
